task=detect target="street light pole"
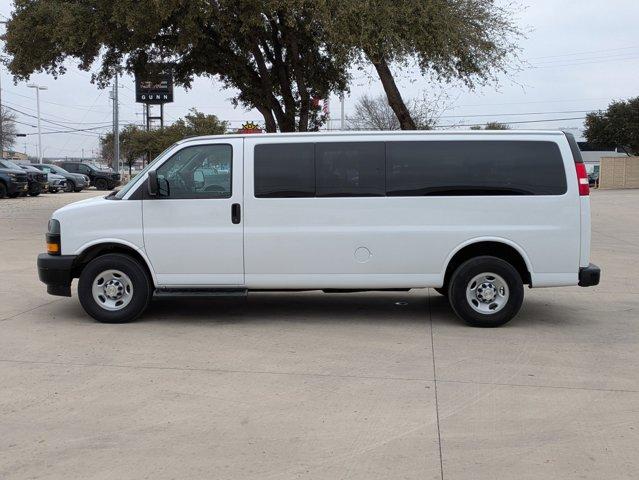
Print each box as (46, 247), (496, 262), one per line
(0, 20), (8, 158)
(27, 83), (47, 164)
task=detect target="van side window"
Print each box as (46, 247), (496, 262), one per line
(386, 141), (567, 196)
(315, 142), (385, 197)
(156, 144), (232, 199)
(254, 143), (314, 198)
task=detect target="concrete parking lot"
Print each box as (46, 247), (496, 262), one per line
(1, 190), (638, 480)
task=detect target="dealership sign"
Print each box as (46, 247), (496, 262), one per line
(135, 73), (174, 104)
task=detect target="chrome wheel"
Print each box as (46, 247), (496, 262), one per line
(91, 269), (134, 311)
(465, 272), (509, 314)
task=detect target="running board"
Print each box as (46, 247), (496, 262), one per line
(154, 288), (248, 298)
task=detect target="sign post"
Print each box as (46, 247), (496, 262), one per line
(135, 69), (174, 165)
(135, 71), (174, 131)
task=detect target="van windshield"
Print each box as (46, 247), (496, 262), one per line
(113, 144), (176, 199)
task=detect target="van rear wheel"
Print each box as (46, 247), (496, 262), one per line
(78, 253), (152, 323)
(448, 256), (524, 328)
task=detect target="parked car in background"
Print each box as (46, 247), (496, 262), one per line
(31, 163), (88, 192)
(58, 161), (120, 190)
(588, 165), (600, 188)
(0, 160), (28, 198)
(18, 163), (49, 196)
(47, 173), (67, 193)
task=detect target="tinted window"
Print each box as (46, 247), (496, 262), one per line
(386, 141), (566, 196)
(156, 144), (232, 199)
(255, 143), (315, 198)
(78, 164), (93, 175)
(316, 142), (385, 197)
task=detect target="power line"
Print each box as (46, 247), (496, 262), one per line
(2, 89), (112, 112)
(527, 45), (638, 60)
(436, 116), (587, 128)
(530, 55), (639, 69)
(531, 51), (639, 65)
(439, 109), (593, 119)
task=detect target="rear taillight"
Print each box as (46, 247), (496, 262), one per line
(575, 162), (590, 196)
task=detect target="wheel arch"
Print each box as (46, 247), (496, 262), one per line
(442, 238), (532, 288)
(72, 240), (156, 287)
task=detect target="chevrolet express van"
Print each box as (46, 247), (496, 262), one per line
(37, 131), (600, 327)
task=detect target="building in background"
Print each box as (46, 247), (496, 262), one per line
(578, 143), (628, 166)
(2, 150), (28, 162)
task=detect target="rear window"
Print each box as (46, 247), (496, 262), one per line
(386, 141), (567, 196)
(254, 143), (315, 198)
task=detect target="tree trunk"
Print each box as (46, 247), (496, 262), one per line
(370, 57), (416, 130)
(256, 105), (278, 133)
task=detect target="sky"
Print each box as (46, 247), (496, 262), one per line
(0, 0), (638, 160)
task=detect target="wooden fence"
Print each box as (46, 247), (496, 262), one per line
(599, 156), (639, 189)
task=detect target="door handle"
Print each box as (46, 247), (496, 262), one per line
(231, 203), (241, 224)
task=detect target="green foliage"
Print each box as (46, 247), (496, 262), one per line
(4, 0), (349, 132)
(0, 106), (18, 150)
(584, 98), (639, 155)
(101, 109), (228, 171)
(318, 0), (522, 129)
(324, 1), (521, 87)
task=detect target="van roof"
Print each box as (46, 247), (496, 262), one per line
(177, 129), (566, 144)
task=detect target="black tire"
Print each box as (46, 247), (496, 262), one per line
(29, 183), (41, 197)
(448, 256), (524, 328)
(65, 180), (75, 192)
(0, 182), (6, 198)
(78, 253), (153, 323)
(95, 178), (108, 190)
(434, 287), (448, 297)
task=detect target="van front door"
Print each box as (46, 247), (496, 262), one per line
(142, 140), (244, 286)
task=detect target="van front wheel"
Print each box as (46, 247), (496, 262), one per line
(78, 253), (152, 323)
(448, 256), (524, 328)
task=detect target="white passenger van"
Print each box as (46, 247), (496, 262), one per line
(37, 131), (600, 327)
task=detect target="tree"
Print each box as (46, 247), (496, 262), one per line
(347, 93), (449, 130)
(322, 1), (522, 129)
(584, 98), (639, 155)
(119, 125), (150, 175)
(101, 109), (228, 171)
(4, 1), (349, 133)
(0, 106), (18, 153)
(470, 122), (510, 130)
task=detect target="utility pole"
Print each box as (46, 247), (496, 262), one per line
(112, 75), (120, 173)
(0, 20), (8, 158)
(340, 94), (345, 131)
(27, 83), (47, 163)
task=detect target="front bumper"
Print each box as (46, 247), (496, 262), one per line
(8, 181), (28, 195)
(579, 263), (601, 287)
(37, 253), (77, 296)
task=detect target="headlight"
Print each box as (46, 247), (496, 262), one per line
(9, 173), (17, 180)
(46, 219), (61, 255)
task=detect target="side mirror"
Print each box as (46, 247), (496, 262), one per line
(147, 170), (159, 196)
